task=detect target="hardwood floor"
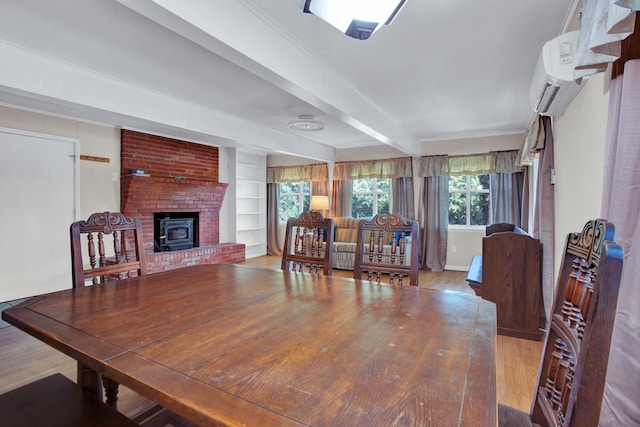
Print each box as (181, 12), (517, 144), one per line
(0, 255), (543, 421)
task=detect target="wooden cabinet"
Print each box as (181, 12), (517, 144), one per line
(480, 224), (545, 341)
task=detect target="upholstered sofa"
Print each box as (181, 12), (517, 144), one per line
(332, 217), (361, 270)
(331, 217), (414, 270)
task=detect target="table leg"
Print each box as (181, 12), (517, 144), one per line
(77, 362), (102, 401)
(103, 377), (120, 409)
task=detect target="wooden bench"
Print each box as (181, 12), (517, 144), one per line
(466, 254), (483, 296)
(0, 374), (139, 427)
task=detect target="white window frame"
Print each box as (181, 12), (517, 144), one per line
(448, 175), (491, 229)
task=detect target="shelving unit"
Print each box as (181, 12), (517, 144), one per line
(236, 151), (267, 258)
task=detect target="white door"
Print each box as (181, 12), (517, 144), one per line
(0, 128), (78, 301)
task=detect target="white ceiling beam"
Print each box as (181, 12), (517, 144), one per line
(115, 0), (420, 156)
(0, 40), (334, 162)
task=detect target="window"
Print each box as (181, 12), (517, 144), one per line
(448, 175), (490, 227)
(351, 178), (390, 218)
(278, 182), (310, 222)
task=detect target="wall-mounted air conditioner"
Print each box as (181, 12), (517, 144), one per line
(530, 31), (583, 116)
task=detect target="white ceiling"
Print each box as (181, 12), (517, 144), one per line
(0, 0), (575, 161)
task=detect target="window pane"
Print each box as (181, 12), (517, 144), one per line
(377, 193), (390, 214)
(353, 178), (374, 193)
(279, 196), (299, 222)
(470, 174), (490, 191)
(376, 178), (390, 192)
(302, 195), (310, 212)
(301, 182), (311, 193)
(448, 193), (467, 225)
(470, 193), (490, 226)
(280, 182), (299, 194)
(352, 194), (373, 218)
(449, 175), (467, 191)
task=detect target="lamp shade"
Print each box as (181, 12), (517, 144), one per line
(310, 195), (329, 211)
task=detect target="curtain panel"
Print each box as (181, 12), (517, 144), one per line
(418, 155), (449, 271)
(599, 35), (640, 425)
(518, 115), (546, 167)
(574, 0), (639, 79)
(532, 117), (556, 329)
(266, 183), (282, 256)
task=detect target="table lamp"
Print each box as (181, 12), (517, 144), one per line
(310, 195), (329, 216)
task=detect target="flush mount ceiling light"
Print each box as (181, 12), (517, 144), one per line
(287, 115), (324, 131)
(301, 0), (407, 40)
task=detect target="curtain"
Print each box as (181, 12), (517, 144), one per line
(266, 183), (282, 256)
(532, 117), (555, 326)
(490, 173), (524, 225)
(392, 177), (414, 219)
(267, 163), (327, 184)
(388, 158), (414, 219)
(575, 1), (639, 80)
(337, 157), (412, 179)
(418, 156), (449, 271)
(331, 163), (351, 217)
(599, 36), (640, 426)
(448, 153), (496, 176)
(520, 167), (531, 232)
(490, 151), (525, 226)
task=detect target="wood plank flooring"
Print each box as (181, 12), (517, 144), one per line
(0, 255), (543, 421)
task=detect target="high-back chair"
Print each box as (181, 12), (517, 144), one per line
(70, 211), (147, 288)
(354, 213), (419, 286)
(281, 211), (334, 275)
(499, 219), (624, 427)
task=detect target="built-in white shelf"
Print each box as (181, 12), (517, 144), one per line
(235, 150), (267, 258)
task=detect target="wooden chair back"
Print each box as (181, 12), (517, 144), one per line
(281, 211), (334, 275)
(531, 219), (623, 426)
(70, 211), (147, 288)
(354, 213), (419, 286)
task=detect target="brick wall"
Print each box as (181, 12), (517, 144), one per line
(120, 130), (244, 273)
(121, 129), (218, 180)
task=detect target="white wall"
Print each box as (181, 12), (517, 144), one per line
(0, 106), (120, 218)
(218, 146), (235, 243)
(552, 71), (610, 276)
(421, 133), (523, 156)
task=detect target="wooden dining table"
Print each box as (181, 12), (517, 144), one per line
(3, 263), (497, 426)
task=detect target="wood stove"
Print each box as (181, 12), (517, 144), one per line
(154, 212), (198, 252)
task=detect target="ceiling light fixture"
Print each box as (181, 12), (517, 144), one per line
(301, 0), (407, 40)
(287, 115), (324, 131)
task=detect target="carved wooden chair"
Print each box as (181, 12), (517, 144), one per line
(354, 213), (420, 286)
(281, 211), (334, 275)
(70, 212), (145, 414)
(70, 211), (147, 288)
(498, 219), (624, 427)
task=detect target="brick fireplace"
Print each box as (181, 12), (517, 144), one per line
(120, 130), (244, 273)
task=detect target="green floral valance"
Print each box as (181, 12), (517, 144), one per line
(267, 163), (328, 183)
(333, 157), (412, 181)
(418, 155), (449, 177)
(446, 150), (523, 176)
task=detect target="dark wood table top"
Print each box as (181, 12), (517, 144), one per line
(3, 264), (497, 426)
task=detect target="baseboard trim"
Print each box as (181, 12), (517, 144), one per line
(445, 264), (469, 272)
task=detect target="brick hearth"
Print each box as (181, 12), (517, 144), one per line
(120, 130), (244, 273)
